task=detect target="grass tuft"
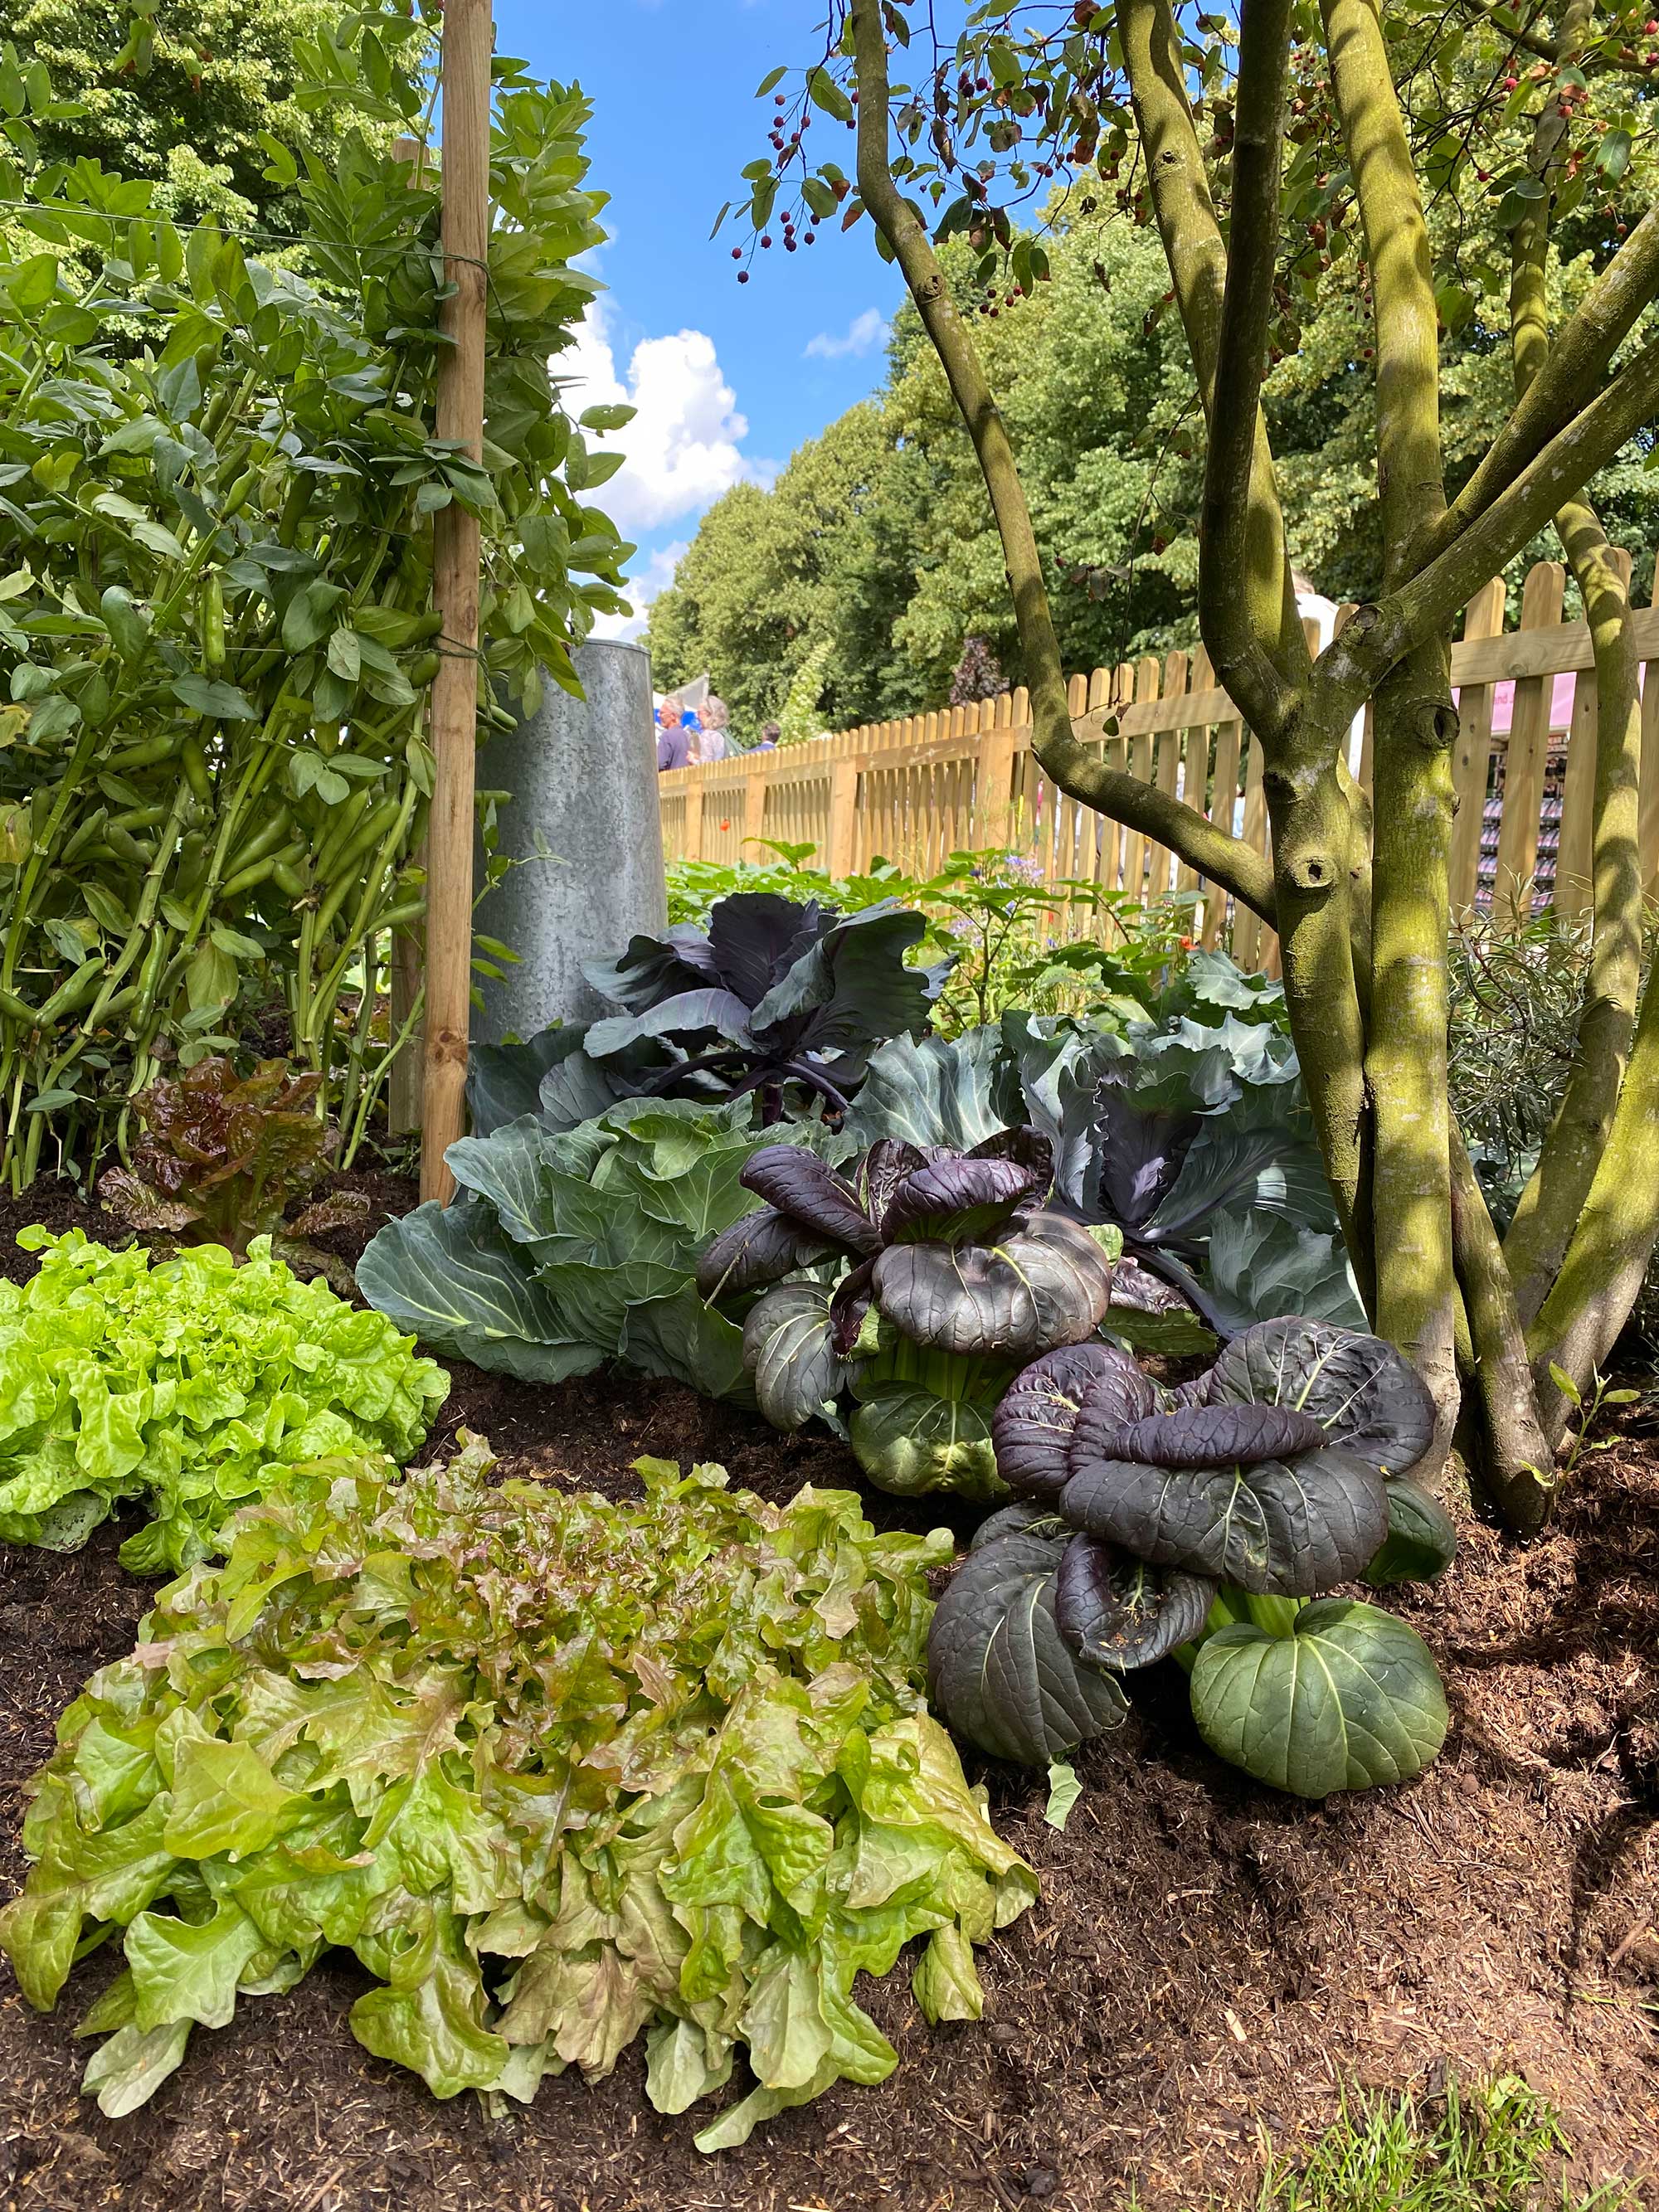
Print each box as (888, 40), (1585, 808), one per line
(1247, 2073), (1642, 2212)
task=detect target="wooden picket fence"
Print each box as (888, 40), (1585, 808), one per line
(657, 558), (1659, 975)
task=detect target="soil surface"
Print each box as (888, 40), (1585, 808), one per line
(0, 1185), (1655, 2210)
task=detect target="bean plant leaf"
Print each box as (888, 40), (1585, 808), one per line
(1190, 1599), (1449, 1798)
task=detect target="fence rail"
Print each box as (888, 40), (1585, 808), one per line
(657, 559), (1659, 975)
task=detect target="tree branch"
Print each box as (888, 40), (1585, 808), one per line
(1323, 337), (1659, 695)
(1198, 0), (1300, 738)
(1449, 1125), (1556, 1531)
(1324, 0), (1460, 1436)
(1117, 0), (1310, 740)
(849, 0), (1278, 925)
(1497, 6), (1643, 1327)
(1430, 204), (1659, 555)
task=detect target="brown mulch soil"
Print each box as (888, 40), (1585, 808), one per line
(0, 1185), (1655, 2210)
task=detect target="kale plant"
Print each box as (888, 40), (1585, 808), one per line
(927, 1320), (1455, 1798)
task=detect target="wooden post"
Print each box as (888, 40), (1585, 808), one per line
(420, 0), (493, 1205)
(827, 760), (859, 876)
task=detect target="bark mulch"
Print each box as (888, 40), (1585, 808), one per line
(0, 1185), (1654, 2210)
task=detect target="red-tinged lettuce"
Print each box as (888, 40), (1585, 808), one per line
(930, 1319), (1453, 1799)
(0, 1231), (447, 1571)
(0, 1446), (1034, 2146)
(696, 1135), (1116, 1500)
(99, 1056), (367, 1286)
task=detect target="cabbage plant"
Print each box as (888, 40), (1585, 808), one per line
(848, 1004), (1363, 1344)
(697, 1135), (1116, 1500)
(469, 891), (952, 1136)
(927, 1318), (1456, 1798)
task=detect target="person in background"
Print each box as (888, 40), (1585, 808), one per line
(757, 720), (781, 751)
(698, 694), (731, 761)
(655, 693), (690, 771)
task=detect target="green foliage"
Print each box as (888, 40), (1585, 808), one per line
(358, 1096), (835, 1395)
(0, 0), (401, 249)
(666, 843), (1212, 1041)
(0, 1446), (1035, 2145)
(679, 100), (1659, 720)
(98, 1054), (367, 1278)
(475, 890), (952, 1132)
(1253, 2073), (1642, 2212)
(0, 19), (630, 1184)
(700, 1135), (1115, 1499)
(775, 636), (835, 746)
(0, 1229), (445, 1569)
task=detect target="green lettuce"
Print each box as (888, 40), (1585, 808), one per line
(0, 1232), (448, 1572)
(0, 1447), (1034, 2148)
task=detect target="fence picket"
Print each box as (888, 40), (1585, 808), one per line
(654, 559), (1642, 950)
(1495, 562), (1566, 923)
(1451, 580), (1506, 917)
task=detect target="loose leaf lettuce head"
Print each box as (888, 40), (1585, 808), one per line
(0, 1445), (1035, 2148)
(0, 1231), (447, 1572)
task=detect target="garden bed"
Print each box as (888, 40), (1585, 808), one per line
(0, 1185), (1654, 2211)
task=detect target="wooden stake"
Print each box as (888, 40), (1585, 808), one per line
(420, 0), (492, 1204)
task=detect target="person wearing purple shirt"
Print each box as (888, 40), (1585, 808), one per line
(656, 693), (691, 771)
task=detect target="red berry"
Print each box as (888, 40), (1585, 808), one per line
(775, 92), (786, 104)
(731, 246), (742, 260)
(805, 231), (816, 245)
(737, 270), (749, 283)
(786, 240), (796, 251)
(761, 234), (772, 247)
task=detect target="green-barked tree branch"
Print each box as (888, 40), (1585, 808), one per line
(1500, 1), (1645, 1336)
(1325, 0), (1461, 1437)
(849, 0), (1280, 928)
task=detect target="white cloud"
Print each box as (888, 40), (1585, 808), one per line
(591, 540), (688, 644)
(557, 304), (761, 534)
(804, 308), (887, 361)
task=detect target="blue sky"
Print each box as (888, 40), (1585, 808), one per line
(492, 1), (904, 639)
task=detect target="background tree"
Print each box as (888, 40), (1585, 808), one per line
(731, 0), (1659, 1530)
(0, 0), (401, 240)
(664, 124), (1657, 727)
